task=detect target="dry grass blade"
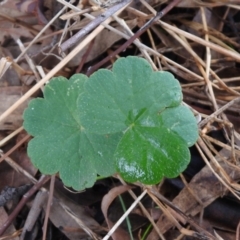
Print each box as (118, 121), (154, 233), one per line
(60, 0), (133, 52)
(147, 190), (206, 240)
(147, 187), (217, 240)
(0, 57), (11, 79)
(101, 185), (133, 240)
(117, 176), (165, 239)
(60, 202), (100, 240)
(0, 20), (111, 123)
(102, 188), (148, 240)
(199, 97), (240, 127)
(159, 20), (240, 62)
(1, 0), (240, 239)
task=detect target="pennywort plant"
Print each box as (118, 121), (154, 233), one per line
(23, 56), (198, 190)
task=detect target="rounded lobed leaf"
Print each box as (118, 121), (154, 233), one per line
(24, 56), (199, 189)
(23, 75), (121, 190)
(78, 56), (198, 184)
(78, 56), (182, 135)
(115, 124), (190, 184)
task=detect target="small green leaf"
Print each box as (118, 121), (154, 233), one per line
(115, 125), (190, 184)
(23, 75), (120, 190)
(115, 105), (198, 184)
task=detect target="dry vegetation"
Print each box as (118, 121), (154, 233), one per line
(0, 0), (240, 239)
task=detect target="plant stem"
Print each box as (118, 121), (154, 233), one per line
(87, 0), (182, 75)
(0, 175), (50, 236)
(118, 195), (134, 240)
(60, 0), (132, 52)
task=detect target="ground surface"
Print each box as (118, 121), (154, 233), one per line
(0, 0), (240, 239)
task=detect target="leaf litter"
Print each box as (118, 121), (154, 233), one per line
(0, 0), (240, 239)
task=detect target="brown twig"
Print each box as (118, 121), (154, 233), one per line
(0, 175), (50, 236)
(60, 0), (133, 53)
(0, 134), (31, 164)
(76, 39), (95, 73)
(199, 96), (240, 128)
(148, 187), (217, 240)
(42, 175), (55, 240)
(87, 0), (182, 75)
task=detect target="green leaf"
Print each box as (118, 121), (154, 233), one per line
(23, 75), (120, 190)
(115, 125), (190, 184)
(78, 56), (182, 134)
(24, 56), (199, 189)
(158, 105), (199, 147)
(79, 56), (198, 184)
(115, 105), (198, 184)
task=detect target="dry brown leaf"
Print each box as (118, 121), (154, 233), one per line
(0, 157), (36, 195)
(16, 0), (48, 24)
(45, 189), (104, 240)
(0, 207), (19, 240)
(0, 86), (33, 130)
(0, 0), (27, 19)
(0, 23), (34, 41)
(68, 19), (138, 67)
(0, 0), (46, 44)
(177, 0), (240, 8)
(101, 185), (133, 240)
(147, 146), (240, 240)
